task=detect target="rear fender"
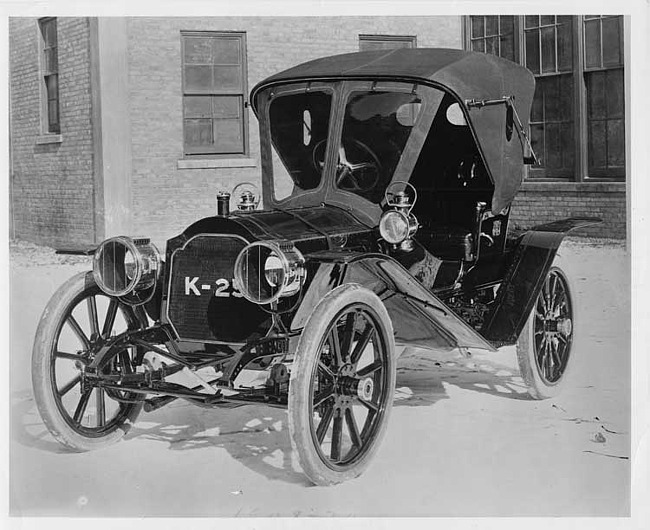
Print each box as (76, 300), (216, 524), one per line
(291, 251), (497, 352)
(481, 217), (600, 344)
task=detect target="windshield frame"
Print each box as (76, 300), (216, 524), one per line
(257, 78), (459, 225)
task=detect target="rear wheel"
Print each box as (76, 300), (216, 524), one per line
(32, 272), (144, 451)
(288, 284), (396, 486)
(516, 265), (575, 399)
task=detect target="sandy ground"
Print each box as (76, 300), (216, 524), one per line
(8, 238), (631, 517)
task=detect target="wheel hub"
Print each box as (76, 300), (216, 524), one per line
(356, 377), (374, 401)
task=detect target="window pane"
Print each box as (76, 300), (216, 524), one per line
(45, 74), (58, 101)
(44, 48), (58, 74)
(471, 39), (485, 53)
(184, 65), (213, 92)
(471, 16), (484, 38)
(486, 16), (498, 36)
(270, 91), (332, 193)
(525, 15), (539, 29)
(213, 65), (242, 91)
(607, 119), (625, 167)
(48, 100), (59, 132)
(184, 37), (213, 64)
(486, 36), (498, 56)
(584, 19), (601, 68)
(500, 33), (515, 61)
(530, 123), (544, 166)
(561, 122), (575, 168)
(606, 68), (624, 117)
(557, 20), (573, 71)
(40, 18), (57, 47)
(530, 75), (574, 176)
(586, 71), (607, 119)
(213, 96), (241, 119)
(500, 16), (514, 34)
(525, 30), (540, 73)
(588, 120), (606, 169)
(541, 15), (555, 25)
(214, 119), (243, 153)
(602, 16), (622, 66)
(541, 26), (556, 73)
(185, 119), (214, 147)
(213, 38), (241, 64)
(184, 96), (212, 118)
(586, 69), (626, 172)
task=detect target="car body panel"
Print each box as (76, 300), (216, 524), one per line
(482, 217), (600, 343)
(291, 252), (497, 352)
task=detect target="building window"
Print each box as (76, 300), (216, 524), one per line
(469, 15), (517, 62)
(466, 15), (625, 180)
(39, 17), (60, 134)
(359, 34), (416, 51)
(181, 31), (248, 156)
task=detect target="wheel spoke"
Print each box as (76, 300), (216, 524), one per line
(357, 359), (382, 378)
(316, 404), (334, 444)
(73, 388), (92, 424)
(356, 395), (379, 414)
(87, 296), (100, 338)
(313, 386), (335, 409)
(102, 299), (119, 339)
(340, 312), (357, 361)
(96, 388), (106, 427)
(67, 315), (91, 350)
(317, 360), (336, 380)
(58, 374), (81, 397)
(344, 408), (362, 449)
(56, 351), (84, 362)
(350, 323), (373, 365)
(548, 274), (558, 313)
(328, 327), (343, 369)
(330, 414), (343, 461)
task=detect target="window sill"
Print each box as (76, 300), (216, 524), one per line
(520, 181), (625, 193)
(35, 134), (63, 145)
(177, 158), (258, 169)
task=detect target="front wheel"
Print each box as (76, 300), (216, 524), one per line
(288, 284), (396, 486)
(516, 265), (575, 399)
(32, 272), (144, 451)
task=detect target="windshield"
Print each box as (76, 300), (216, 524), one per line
(269, 90), (332, 201)
(336, 90), (423, 203)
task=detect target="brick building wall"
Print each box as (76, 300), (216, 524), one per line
(125, 16), (462, 245)
(510, 183), (626, 239)
(9, 17), (96, 247)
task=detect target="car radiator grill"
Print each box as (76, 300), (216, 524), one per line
(166, 235), (268, 343)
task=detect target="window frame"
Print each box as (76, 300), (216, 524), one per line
(463, 15), (625, 182)
(359, 34), (417, 50)
(37, 17), (60, 135)
(180, 30), (249, 158)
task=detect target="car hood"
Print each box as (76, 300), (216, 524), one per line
(168, 204), (374, 257)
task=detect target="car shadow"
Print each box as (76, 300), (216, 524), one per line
(12, 347), (530, 487)
(393, 347), (533, 406)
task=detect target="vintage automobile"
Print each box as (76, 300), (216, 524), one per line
(32, 48), (598, 486)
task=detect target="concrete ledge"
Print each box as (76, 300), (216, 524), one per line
(35, 134), (63, 145)
(177, 158), (258, 169)
(520, 181), (625, 193)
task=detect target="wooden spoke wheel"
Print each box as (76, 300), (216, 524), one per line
(289, 284), (396, 486)
(517, 265), (575, 399)
(32, 272), (144, 451)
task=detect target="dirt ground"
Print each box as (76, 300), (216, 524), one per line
(8, 237), (633, 517)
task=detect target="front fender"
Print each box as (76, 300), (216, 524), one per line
(291, 251), (496, 352)
(481, 217), (600, 344)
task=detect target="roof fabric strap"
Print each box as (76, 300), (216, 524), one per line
(465, 96), (538, 166)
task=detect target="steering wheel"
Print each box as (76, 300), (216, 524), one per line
(312, 138), (382, 193)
